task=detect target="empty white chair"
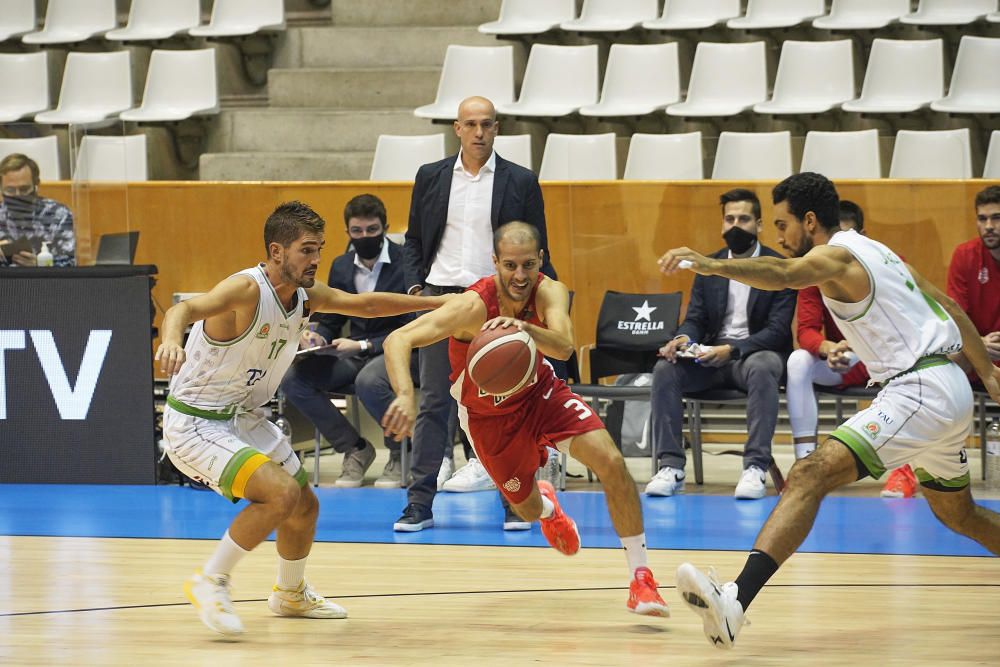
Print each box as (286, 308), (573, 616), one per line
(414, 46), (514, 121)
(842, 39), (943, 114)
(106, 0), (201, 41)
(539, 133), (616, 180)
(370, 134), (446, 181)
(728, 0), (825, 29)
(989, 11), (1000, 22)
(35, 51), (132, 125)
(479, 0), (576, 34)
(889, 129), (972, 179)
(754, 40), (854, 115)
(666, 42), (767, 117)
(984, 131), (1000, 178)
(497, 45), (598, 118)
(712, 131), (792, 180)
(0, 0), (36, 41)
(800, 130), (881, 179)
(580, 44), (680, 117)
(560, 0), (658, 32)
(0, 136), (61, 180)
(0, 52), (49, 122)
(624, 132), (703, 180)
(22, 0), (116, 44)
(931, 36), (1000, 114)
(120, 49), (219, 122)
(813, 0), (910, 30)
(643, 0), (741, 30)
(189, 0), (284, 38)
(900, 0), (996, 26)
(493, 134), (532, 171)
(73, 135), (148, 182)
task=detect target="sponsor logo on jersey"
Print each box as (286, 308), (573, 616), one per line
(864, 422), (881, 438)
(256, 323), (271, 339)
(503, 477), (521, 493)
(617, 300), (665, 335)
(979, 267), (989, 285)
(246, 368), (267, 386)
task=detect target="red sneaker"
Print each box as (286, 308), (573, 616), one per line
(880, 464), (917, 498)
(537, 480), (580, 555)
(627, 566), (670, 617)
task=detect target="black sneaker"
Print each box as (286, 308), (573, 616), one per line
(502, 505), (531, 531)
(393, 502), (434, 532)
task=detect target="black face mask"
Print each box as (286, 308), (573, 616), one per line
(352, 234), (384, 261)
(3, 194), (37, 218)
(722, 226), (757, 255)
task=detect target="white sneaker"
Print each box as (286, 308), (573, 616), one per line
(436, 455), (455, 491)
(183, 570), (244, 637)
(676, 563), (747, 650)
(734, 466), (766, 499)
(268, 581), (347, 619)
(540, 447), (561, 489)
(441, 458), (496, 492)
(644, 466), (685, 497)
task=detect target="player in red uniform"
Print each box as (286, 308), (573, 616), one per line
(382, 221), (668, 617)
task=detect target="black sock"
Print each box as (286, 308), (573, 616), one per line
(734, 550), (779, 611)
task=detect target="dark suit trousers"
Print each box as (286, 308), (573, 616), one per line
(281, 355), (366, 454)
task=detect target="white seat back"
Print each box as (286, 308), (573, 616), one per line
(728, 0), (826, 29)
(106, 0), (201, 41)
(493, 135), (532, 171)
(561, 0), (659, 31)
(73, 135), (148, 182)
(800, 130), (881, 179)
(842, 39), (944, 113)
(121, 49), (219, 122)
(0, 0), (36, 41)
(624, 133), (703, 180)
(189, 0), (285, 37)
(666, 42), (767, 117)
(370, 134), (446, 181)
(0, 136), (61, 180)
(644, 0), (741, 30)
(712, 131), (792, 180)
(414, 46), (514, 120)
(889, 129), (972, 179)
(813, 0), (910, 30)
(497, 45), (599, 117)
(539, 133), (617, 180)
(479, 0), (576, 35)
(901, 0), (996, 25)
(932, 36), (1000, 113)
(581, 43), (680, 117)
(0, 52), (49, 123)
(984, 131), (1000, 179)
(35, 51), (132, 125)
(755, 40), (854, 114)
(22, 0), (116, 44)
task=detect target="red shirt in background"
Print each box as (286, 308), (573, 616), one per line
(796, 286), (870, 387)
(947, 238), (1000, 369)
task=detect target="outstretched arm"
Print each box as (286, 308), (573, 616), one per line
(658, 244), (853, 291)
(307, 283), (450, 318)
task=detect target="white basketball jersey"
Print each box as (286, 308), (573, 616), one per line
(821, 230), (962, 382)
(169, 264), (309, 412)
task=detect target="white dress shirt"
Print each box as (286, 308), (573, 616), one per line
(717, 241), (761, 341)
(353, 238), (391, 294)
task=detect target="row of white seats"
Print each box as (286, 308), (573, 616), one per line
(480, 0), (1000, 34)
(370, 129), (1000, 181)
(0, 134), (146, 181)
(0, 0), (284, 44)
(417, 36), (1000, 121)
(0, 49), (218, 126)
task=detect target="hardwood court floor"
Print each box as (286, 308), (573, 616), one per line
(1, 536), (997, 667)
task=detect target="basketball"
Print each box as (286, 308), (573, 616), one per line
(466, 326), (537, 396)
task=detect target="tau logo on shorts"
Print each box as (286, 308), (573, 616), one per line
(256, 323), (271, 339)
(503, 477), (521, 493)
(864, 422), (881, 439)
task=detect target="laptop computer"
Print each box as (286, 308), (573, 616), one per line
(95, 231), (139, 265)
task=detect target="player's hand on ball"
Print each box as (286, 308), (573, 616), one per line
(482, 316), (524, 331)
(382, 396), (417, 441)
(155, 343), (186, 375)
(657, 247), (716, 276)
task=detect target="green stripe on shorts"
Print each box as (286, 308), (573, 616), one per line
(913, 467), (970, 489)
(219, 447), (261, 502)
(830, 425), (887, 479)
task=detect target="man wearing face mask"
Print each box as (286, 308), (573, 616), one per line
(0, 153), (75, 267)
(646, 189), (795, 500)
(280, 194), (418, 488)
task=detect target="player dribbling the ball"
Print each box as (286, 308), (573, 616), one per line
(382, 221), (670, 618)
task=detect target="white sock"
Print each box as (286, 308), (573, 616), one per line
(203, 530), (250, 577)
(620, 533), (649, 577)
(794, 442), (816, 460)
(539, 494), (555, 519)
(276, 555), (307, 590)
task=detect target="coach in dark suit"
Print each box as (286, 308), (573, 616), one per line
(647, 189), (796, 500)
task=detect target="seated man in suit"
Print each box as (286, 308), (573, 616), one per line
(281, 194), (418, 488)
(647, 188), (796, 499)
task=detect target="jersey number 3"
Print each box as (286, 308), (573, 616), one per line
(563, 398), (593, 421)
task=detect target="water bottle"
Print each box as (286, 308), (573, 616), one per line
(987, 418), (1000, 491)
(36, 242), (53, 267)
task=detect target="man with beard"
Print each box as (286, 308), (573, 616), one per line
(645, 188), (796, 500)
(381, 221), (670, 618)
(660, 172), (1000, 650)
(0, 153), (74, 266)
(155, 201), (449, 637)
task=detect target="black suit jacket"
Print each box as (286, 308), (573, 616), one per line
(403, 152), (556, 291)
(311, 240), (411, 356)
(676, 244), (796, 358)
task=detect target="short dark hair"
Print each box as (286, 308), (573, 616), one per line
(343, 193), (386, 228)
(0, 153), (40, 185)
(719, 188), (761, 220)
(493, 221), (540, 256)
(974, 185), (1000, 209)
(772, 172), (840, 231)
(264, 201), (325, 254)
(839, 200), (864, 233)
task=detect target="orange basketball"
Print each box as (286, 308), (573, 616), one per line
(466, 326), (537, 397)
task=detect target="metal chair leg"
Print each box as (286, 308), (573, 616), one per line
(400, 436), (410, 487)
(979, 393), (987, 481)
(313, 427), (321, 487)
(691, 400), (704, 485)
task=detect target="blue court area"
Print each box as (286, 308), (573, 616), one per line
(1, 483), (996, 557)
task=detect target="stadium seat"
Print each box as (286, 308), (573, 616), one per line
(189, 0), (285, 38)
(579, 44), (680, 118)
(560, 0), (659, 32)
(643, 0), (741, 30)
(931, 36), (1000, 114)
(493, 134), (532, 171)
(841, 39), (944, 114)
(989, 11), (1000, 22)
(753, 40), (855, 115)
(478, 0), (576, 35)
(0, 136), (61, 180)
(813, 0), (910, 30)
(985, 131), (1000, 179)
(889, 129), (973, 179)
(712, 131), (792, 180)
(496, 45), (599, 118)
(727, 0), (825, 29)
(22, 0), (116, 44)
(800, 129), (881, 179)
(538, 133), (616, 180)
(900, 0), (996, 26)
(73, 135), (148, 182)
(624, 132), (703, 180)
(35, 51), (132, 126)
(0, 52), (50, 123)
(120, 49), (219, 122)
(0, 0), (35, 42)
(106, 0), (201, 42)
(369, 134), (446, 181)
(414, 45), (515, 121)
(666, 42), (767, 117)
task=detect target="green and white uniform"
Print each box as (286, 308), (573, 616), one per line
(822, 230), (971, 489)
(163, 264), (310, 501)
